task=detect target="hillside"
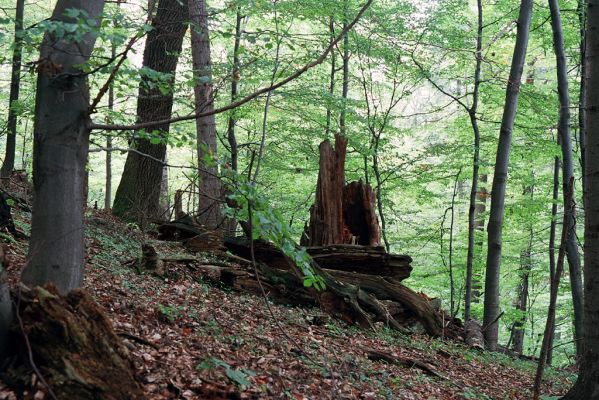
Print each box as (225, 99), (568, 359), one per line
(0, 207), (573, 399)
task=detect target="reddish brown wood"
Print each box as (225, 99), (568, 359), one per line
(308, 136), (347, 246)
(306, 137), (382, 247)
(342, 180), (381, 246)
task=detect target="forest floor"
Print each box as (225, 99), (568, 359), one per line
(0, 208), (575, 400)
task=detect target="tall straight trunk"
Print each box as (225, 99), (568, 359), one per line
(464, 0), (483, 322)
(472, 173), (487, 302)
(325, 16), (336, 136)
(0, 251), (9, 358)
(512, 180), (534, 354)
(563, 0), (599, 396)
(546, 155), (560, 365)
(548, 0), (584, 357)
(112, 0), (187, 224)
(226, 10), (242, 172)
(0, 0), (25, 179)
(533, 178), (574, 400)
(372, 136), (390, 252)
(579, 0), (587, 200)
(105, 7), (118, 210)
(483, 0), (533, 351)
(189, 0), (222, 230)
(339, 16), (349, 137)
(21, 0), (105, 293)
(512, 249), (531, 354)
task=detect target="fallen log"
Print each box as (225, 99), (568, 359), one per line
(221, 241), (442, 336)
(224, 237), (412, 281)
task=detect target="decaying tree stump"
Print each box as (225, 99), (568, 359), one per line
(4, 284), (143, 399)
(303, 136), (382, 247)
(306, 136), (348, 246)
(342, 181), (381, 246)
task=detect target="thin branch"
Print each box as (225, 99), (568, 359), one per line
(90, 0), (373, 131)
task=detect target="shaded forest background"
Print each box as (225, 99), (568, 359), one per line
(0, 0), (587, 366)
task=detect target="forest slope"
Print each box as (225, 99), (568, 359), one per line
(0, 208), (573, 400)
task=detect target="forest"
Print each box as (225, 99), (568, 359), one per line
(0, 0), (597, 398)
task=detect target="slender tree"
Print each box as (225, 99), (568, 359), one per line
(546, 155), (560, 364)
(548, 0), (585, 357)
(482, 0), (533, 350)
(464, 0), (484, 322)
(21, 0), (106, 292)
(112, 0), (188, 223)
(0, 0), (25, 179)
(512, 178), (534, 355)
(226, 10), (243, 173)
(562, 0), (599, 396)
(189, 0), (222, 229)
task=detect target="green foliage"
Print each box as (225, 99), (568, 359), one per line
(225, 170), (326, 291)
(196, 358), (256, 388)
(156, 302), (183, 323)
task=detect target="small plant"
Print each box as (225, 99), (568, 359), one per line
(196, 358), (256, 388)
(156, 303), (182, 323)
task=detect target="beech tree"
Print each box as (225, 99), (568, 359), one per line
(548, 0), (584, 357)
(0, 0), (25, 179)
(482, 0), (533, 350)
(21, 1), (106, 292)
(189, 0), (222, 230)
(563, 0), (599, 396)
(112, 0), (188, 223)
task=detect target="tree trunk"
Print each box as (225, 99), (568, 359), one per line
(464, 0), (483, 322)
(533, 179), (574, 400)
(105, 8), (117, 211)
(548, 0), (585, 358)
(472, 174), (487, 302)
(547, 156), (559, 365)
(325, 16), (336, 136)
(339, 12), (349, 137)
(21, 0), (105, 293)
(189, 0), (222, 230)
(579, 0), (587, 203)
(0, 246), (10, 359)
(512, 178), (534, 355)
(512, 247), (532, 355)
(483, 0), (533, 351)
(226, 10), (242, 173)
(307, 136), (347, 246)
(112, 0), (187, 224)
(0, 0), (25, 179)
(563, 0), (599, 396)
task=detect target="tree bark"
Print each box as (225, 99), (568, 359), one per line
(464, 0), (483, 322)
(0, 0), (25, 179)
(548, 0), (585, 358)
(533, 179), (574, 400)
(112, 0), (187, 224)
(21, 0), (105, 293)
(307, 136), (347, 246)
(471, 175), (487, 302)
(563, 0), (599, 396)
(483, 0), (533, 351)
(226, 10), (242, 173)
(579, 0), (587, 203)
(547, 155), (560, 365)
(0, 246), (10, 359)
(189, 0), (222, 230)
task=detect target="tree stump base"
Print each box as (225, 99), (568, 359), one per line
(2, 284), (143, 399)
